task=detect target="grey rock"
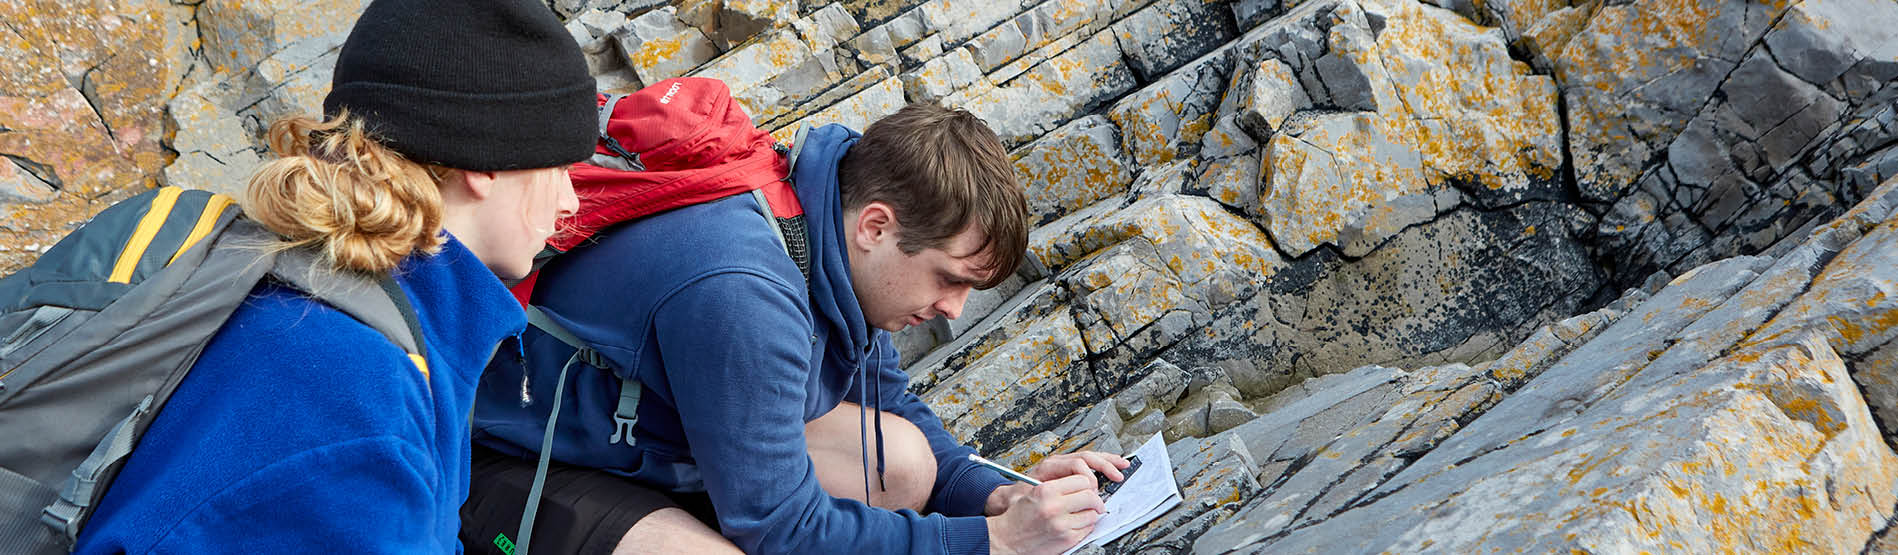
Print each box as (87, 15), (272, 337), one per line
(0, 157), (60, 205)
(161, 77), (260, 197)
(1123, 408), (1169, 441)
(1235, 58), (1310, 141)
(1197, 151), (1262, 216)
(899, 47), (983, 103)
(614, 7), (719, 85)
(717, 0), (800, 48)
(1231, 0), (1284, 29)
(1113, 0), (1240, 81)
(1207, 397), (1258, 434)
(1164, 400), (1211, 441)
(1112, 359), (1192, 419)
(891, 320), (947, 369)
(950, 31), (1138, 147)
(945, 273), (1028, 339)
(1764, 0), (1898, 91)
(835, 0), (928, 28)
(898, 34), (946, 67)
(1013, 115), (1135, 226)
(916, 0), (1036, 46)
(906, 278), (1067, 393)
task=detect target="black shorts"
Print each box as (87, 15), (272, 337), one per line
(460, 445), (718, 555)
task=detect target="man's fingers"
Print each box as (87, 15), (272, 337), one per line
(1043, 473), (1100, 494)
(1027, 455), (1093, 481)
(1039, 480), (1105, 515)
(1077, 451), (1128, 481)
(1059, 508), (1103, 532)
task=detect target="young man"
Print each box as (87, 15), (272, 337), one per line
(466, 104), (1128, 554)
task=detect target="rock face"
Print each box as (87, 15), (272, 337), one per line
(5, 0), (1898, 551)
(0, 0), (193, 270)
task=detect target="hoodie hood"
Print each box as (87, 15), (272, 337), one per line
(793, 124), (873, 360)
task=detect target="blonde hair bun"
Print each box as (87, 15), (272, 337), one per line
(241, 112), (447, 274)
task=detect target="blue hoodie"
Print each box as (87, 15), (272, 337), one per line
(78, 236), (524, 554)
(474, 124), (1011, 554)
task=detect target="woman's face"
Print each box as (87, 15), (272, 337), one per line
(474, 165), (577, 280)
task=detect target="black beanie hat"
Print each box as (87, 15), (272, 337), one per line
(323, 0), (597, 171)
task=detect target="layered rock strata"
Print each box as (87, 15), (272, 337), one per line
(3, 0), (1897, 551)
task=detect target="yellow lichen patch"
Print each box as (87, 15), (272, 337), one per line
(629, 36), (686, 72)
(1552, 0), (1795, 191)
(1826, 307), (1898, 351)
(694, 29), (812, 94)
(1258, 0), (1567, 257)
(1015, 122), (1132, 224)
(923, 309), (1086, 437)
(0, 0), (185, 272)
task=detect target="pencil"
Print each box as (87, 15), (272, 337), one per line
(966, 453), (1043, 486)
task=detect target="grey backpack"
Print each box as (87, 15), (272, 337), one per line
(0, 186), (428, 553)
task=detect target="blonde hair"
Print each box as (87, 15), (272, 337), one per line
(242, 111), (448, 274)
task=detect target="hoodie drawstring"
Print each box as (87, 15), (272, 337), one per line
(858, 364), (872, 502)
(874, 362), (887, 492)
(860, 341), (889, 502)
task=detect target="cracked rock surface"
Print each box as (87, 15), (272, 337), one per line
(5, 0), (1898, 551)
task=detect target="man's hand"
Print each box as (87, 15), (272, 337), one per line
(985, 474), (1104, 555)
(1026, 451), (1130, 483)
(985, 451), (1130, 516)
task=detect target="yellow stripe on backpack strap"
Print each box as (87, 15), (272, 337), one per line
(167, 193), (234, 266)
(108, 187), (184, 284)
(408, 353), (430, 380)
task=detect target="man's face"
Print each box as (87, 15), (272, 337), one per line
(847, 202), (994, 332)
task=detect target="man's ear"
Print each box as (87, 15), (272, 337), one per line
(851, 201), (899, 251)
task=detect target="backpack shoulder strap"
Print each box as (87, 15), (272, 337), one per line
(786, 123), (811, 178)
(515, 304), (627, 555)
(265, 245), (425, 362)
(590, 93), (644, 172)
(750, 185), (810, 284)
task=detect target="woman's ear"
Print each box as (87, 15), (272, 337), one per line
(443, 169), (496, 202)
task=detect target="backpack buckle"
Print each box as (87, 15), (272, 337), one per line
(576, 348), (610, 369)
(609, 415), (637, 446)
(601, 136), (646, 171)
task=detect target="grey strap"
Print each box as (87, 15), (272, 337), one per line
(0, 306), (72, 362)
(598, 93), (627, 137)
(523, 305), (592, 361)
(608, 379), (641, 446)
(41, 395), (152, 543)
(516, 351), (579, 555)
(751, 189), (791, 253)
(525, 306), (642, 447)
(269, 245), (420, 356)
(591, 94), (644, 172)
(515, 306), (643, 554)
(787, 124), (811, 175)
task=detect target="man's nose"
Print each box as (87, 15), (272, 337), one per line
(935, 287), (971, 320)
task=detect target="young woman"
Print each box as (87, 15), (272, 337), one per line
(73, 0), (598, 551)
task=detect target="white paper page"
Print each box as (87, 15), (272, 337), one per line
(1063, 434), (1180, 554)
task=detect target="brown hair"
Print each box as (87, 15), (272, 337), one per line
(837, 103), (1028, 289)
(242, 111), (448, 274)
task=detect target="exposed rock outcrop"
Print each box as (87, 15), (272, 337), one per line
(4, 0), (1897, 551)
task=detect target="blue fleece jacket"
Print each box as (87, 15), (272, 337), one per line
(473, 124), (1012, 554)
(78, 236), (524, 554)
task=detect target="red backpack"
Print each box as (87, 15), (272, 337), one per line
(498, 77), (811, 555)
(509, 77), (808, 306)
